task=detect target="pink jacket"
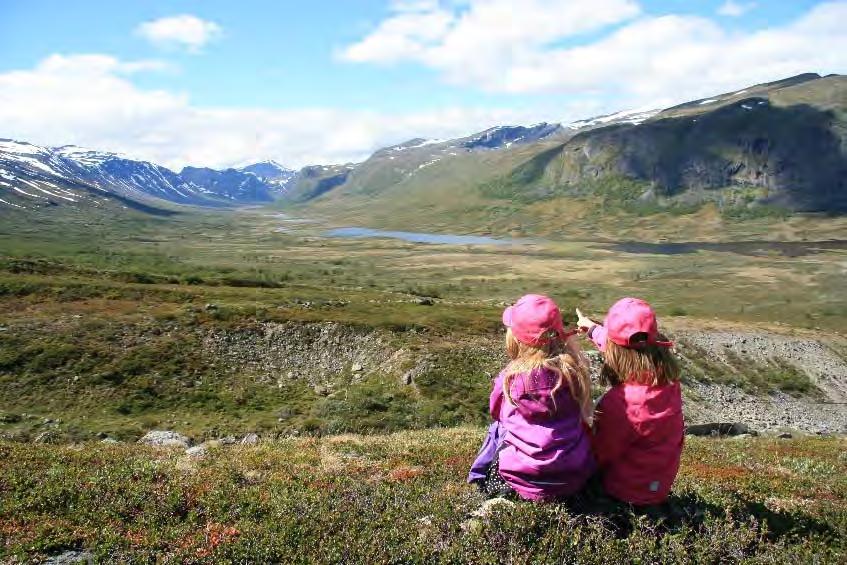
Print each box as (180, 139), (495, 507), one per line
(589, 324), (684, 505)
(491, 368), (595, 501)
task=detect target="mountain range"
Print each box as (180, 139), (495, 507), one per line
(1, 72), (844, 217)
(283, 73), (847, 219)
(0, 141), (295, 212)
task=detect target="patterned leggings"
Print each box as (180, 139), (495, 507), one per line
(476, 451), (517, 499)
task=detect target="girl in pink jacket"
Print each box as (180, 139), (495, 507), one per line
(469, 294), (596, 501)
(576, 297), (684, 506)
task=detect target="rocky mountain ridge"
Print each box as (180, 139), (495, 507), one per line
(3, 73), (844, 216)
(0, 140), (283, 210)
(282, 73), (847, 215)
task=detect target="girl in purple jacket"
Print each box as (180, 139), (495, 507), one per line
(468, 294), (596, 501)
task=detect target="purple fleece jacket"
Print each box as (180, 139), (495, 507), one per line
(472, 367), (595, 501)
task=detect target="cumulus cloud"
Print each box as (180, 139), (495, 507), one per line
(136, 14), (222, 53)
(342, 0), (641, 76)
(717, 1), (756, 17)
(0, 53), (558, 169)
(342, 0), (847, 105)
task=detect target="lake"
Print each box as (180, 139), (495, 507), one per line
(325, 227), (521, 246)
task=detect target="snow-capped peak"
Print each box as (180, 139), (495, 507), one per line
(567, 107), (661, 130)
(54, 145), (121, 168)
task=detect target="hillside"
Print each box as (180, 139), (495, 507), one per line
(2, 431), (844, 563)
(516, 74), (847, 213)
(282, 74), (847, 233)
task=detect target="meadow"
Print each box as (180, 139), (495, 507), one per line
(1, 203), (846, 561)
(1, 203), (845, 441)
(1, 431), (844, 563)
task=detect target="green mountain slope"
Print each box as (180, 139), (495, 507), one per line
(524, 74), (847, 213)
(285, 74), (847, 230)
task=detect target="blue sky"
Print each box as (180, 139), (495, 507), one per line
(0, 0), (844, 168)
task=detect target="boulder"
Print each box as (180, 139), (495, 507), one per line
(138, 430), (192, 448)
(684, 422), (758, 437)
(185, 444), (209, 458)
(33, 431), (57, 444)
(40, 550), (94, 564)
(240, 433), (259, 445)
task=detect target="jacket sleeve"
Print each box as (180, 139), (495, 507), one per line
(591, 388), (635, 468)
(489, 373), (505, 421)
(588, 324), (608, 352)
(467, 421), (503, 483)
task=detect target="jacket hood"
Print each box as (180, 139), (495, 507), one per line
(509, 368), (572, 423)
(625, 381), (683, 435)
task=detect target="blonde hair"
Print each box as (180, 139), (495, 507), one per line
(502, 328), (593, 423)
(600, 335), (680, 387)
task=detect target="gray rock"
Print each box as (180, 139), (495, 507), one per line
(40, 550), (94, 564)
(415, 297), (435, 306)
(185, 444), (209, 458)
(351, 363), (364, 372)
(218, 435), (238, 445)
(34, 431), (57, 444)
(100, 438), (120, 444)
(684, 422), (756, 437)
(400, 369), (414, 385)
(240, 433), (259, 445)
(138, 430), (192, 449)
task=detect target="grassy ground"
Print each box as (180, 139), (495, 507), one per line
(1, 195), (845, 562)
(1, 431), (844, 563)
(2, 205), (845, 332)
(1, 203), (844, 440)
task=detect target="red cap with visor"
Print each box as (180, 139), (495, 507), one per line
(502, 294), (576, 347)
(604, 297), (674, 348)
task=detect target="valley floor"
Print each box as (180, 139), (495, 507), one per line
(1, 204), (846, 440)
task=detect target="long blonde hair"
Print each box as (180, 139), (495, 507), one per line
(502, 328), (593, 423)
(600, 334), (680, 387)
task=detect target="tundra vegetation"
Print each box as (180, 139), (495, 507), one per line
(1, 181), (846, 561)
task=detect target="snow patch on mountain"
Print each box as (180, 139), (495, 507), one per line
(567, 107), (661, 130)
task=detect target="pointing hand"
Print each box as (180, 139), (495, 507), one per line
(575, 308), (595, 332)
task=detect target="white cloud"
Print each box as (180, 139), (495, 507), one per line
(342, 0), (847, 105)
(136, 14), (222, 53)
(0, 53), (561, 170)
(4, 2), (846, 172)
(718, 1), (755, 17)
(342, 0), (641, 79)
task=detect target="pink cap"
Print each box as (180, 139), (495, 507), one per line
(604, 297), (673, 348)
(502, 294), (572, 346)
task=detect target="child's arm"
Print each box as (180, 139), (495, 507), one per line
(576, 308), (607, 352)
(587, 324), (607, 352)
(591, 388), (635, 468)
(467, 421), (502, 483)
(489, 372), (505, 421)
